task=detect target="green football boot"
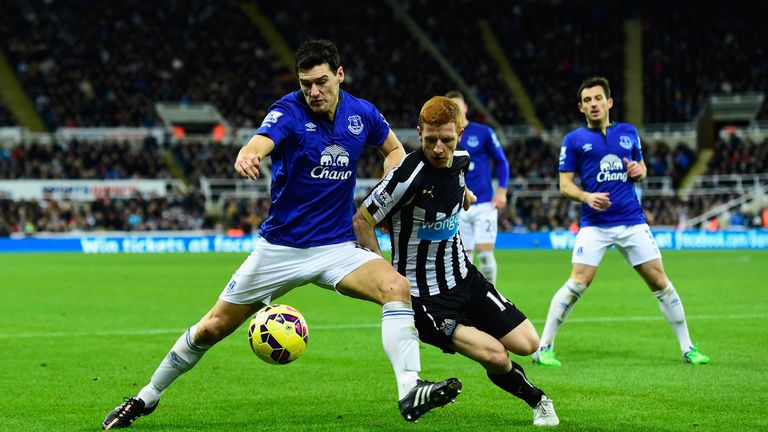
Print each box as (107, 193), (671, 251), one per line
(683, 344), (710, 365)
(532, 348), (562, 367)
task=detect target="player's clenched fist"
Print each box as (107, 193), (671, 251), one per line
(235, 153), (261, 180)
(623, 157), (643, 182)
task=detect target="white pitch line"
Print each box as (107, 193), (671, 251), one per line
(1, 312), (766, 339)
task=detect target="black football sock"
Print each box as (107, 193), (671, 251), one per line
(487, 360), (545, 408)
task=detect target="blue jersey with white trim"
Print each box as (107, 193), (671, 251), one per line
(255, 90), (390, 247)
(559, 123), (645, 227)
(459, 122), (509, 204)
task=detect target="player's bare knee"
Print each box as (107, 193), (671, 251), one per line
(648, 279), (667, 291)
(483, 348), (511, 372)
(519, 335), (540, 356)
(379, 272), (411, 303)
(196, 319), (228, 345)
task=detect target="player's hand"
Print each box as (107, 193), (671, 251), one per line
(491, 189), (507, 209)
(585, 192), (611, 211)
(624, 157), (643, 182)
(235, 153), (261, 180)
(376, 220), (390, 235)
(463, 187), (477, 210)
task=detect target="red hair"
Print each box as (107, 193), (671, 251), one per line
(418, 96), (461, 131)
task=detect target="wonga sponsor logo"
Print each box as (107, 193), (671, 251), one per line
(596, 154), (627, 183)
(417, 212), (460, 241)
(311, 144), (353, 180)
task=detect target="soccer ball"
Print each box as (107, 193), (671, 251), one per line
(248, 304), (309, 365)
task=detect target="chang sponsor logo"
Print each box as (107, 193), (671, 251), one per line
(417, 212), (460, 241)
(596, 154), (627, 183)
(311, 144), (353, 180)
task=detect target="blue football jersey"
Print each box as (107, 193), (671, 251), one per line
(255, 90), (390, 247)
(459, 122), (509, 204)
(559, 123), (645, 227)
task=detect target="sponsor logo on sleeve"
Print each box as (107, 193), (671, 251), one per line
(261, 110), (284, 127)
(371, 186), (392, 208)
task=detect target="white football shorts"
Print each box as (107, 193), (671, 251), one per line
(572, 224), (662, 267)
(219, 238), (382, 305)
(459, 202), (498, 250)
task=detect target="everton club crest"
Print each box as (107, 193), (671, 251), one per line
(347, 115), (364, 135)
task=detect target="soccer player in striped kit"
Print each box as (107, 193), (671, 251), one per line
(354, 96), (559, 427)
(446, 91), (509, 286)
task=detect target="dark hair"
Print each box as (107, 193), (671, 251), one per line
(577, 77), (611, 103)
(444, 90), (464, 100)
(295, 39), (341, 73)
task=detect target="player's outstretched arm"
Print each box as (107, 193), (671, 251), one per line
(379, 130), (406, 176)
(234, 135), (275, 180)
(559, 172), (611, 211)
(352, 206), (384, 257)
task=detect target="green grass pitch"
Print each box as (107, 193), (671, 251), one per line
(1, 250), (766, 431)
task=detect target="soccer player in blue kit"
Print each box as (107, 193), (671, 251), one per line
(446, 91), (509, 286)
(102, 40), (461, 429)
(353, 97), (559, 427)
(532, 77), (710, 367)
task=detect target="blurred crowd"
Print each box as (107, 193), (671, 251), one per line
(0, 0), (766, 236)
(2, 133), (766, 236)
(0, 138), (170, 180)
(1, 1), (765, 130)
(0, 186), (211, 236)
(709, 135), (768, 175)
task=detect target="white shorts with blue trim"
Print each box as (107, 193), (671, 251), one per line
(572, 224), (661, 267)
(219, 238), (382, 305)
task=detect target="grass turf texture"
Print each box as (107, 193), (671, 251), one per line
(1, 250), (766, 431)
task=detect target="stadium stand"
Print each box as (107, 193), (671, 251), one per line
(708, 135), (768, 175)
(0, 97), (15, 126)
(0, 1), (765, 237)
(642, 4), (768, 123)
(0, 1), (291, 129)
(485, 1), (625, 128)
(400, 0), (523, 125)
(0, 138), (169, 179)
(257, 1), (454, 127)
(0, 185), (211, 235)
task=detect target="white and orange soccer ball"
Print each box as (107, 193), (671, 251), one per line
(248, 304), (309, 365)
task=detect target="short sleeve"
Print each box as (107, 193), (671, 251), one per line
(632, 127), (643, 162)
(255, 101), (294, 148)
(362, 156), (419, 223)
(364, 103), (390, 147)
(559, 134), (577, 172)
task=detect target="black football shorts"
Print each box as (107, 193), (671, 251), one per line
(412, 267), (528, 354)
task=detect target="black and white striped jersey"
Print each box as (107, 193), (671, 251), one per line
(362, 148), (472, 298)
